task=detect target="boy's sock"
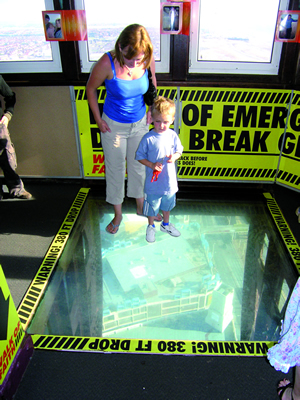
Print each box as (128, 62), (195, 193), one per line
(149, 223), (155, 228)
(162, 222), (169, 226)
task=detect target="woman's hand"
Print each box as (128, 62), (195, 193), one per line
(146, 109), (152, 125)
(98, 119), (111, 133)
(86, 53), (112, 133)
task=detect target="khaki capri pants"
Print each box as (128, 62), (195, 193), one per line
(101, 112), (148, 205)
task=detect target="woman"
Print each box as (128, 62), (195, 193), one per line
(86, 24), (160, 234)
(54, 19), (62, 39)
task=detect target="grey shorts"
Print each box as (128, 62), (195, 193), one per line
(101, 113), (149, 205)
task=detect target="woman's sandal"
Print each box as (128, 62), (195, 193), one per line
(105, 220), (120, 234)
(277, 381), (294, 399)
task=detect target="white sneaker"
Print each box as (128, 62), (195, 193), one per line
(146, 225), (156, 243)
(160, 223), (181, 237)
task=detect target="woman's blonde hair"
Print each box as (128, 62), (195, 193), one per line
(115, 24), (153, 69)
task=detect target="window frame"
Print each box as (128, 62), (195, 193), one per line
(189, 0), (289, 75)
(78, 36), (170, 74)
(2, 0), (300, 89)
(75, 0), (170, 74)
(0, 0), (62, 74)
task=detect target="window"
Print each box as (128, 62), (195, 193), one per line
(75, 0), (170, 74)
(189, 0), (288, 75)
(0, 0), (62, 73)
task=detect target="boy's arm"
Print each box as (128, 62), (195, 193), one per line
(167, 132), (184, 163)
(138, 158), (163, 171)
(167, 152), (182, 163)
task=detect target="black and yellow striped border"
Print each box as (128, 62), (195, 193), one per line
(74, 86), (178, 102)
(179, 88), (292, 104)
(17, 188), (90, 330)
(74, 87), (293, 105)
(32, 334), (275, 356)
(264, 192), (300, 273)
(16, 190), (299, 356)
(178, 166), (278, 180)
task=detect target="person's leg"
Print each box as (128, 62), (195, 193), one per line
(126, 117), (163, 222)
(277, 366), (300, 399)
(148, 216), (155, 225)
(162, 210), (170, 224)
(0, 152), (7, 200)
(101, 114), (129, 231)
(144, 194), (161, 243)
(0, 126), (31, 199)
(0, 171), (4, 200)
(101, 114), (128, 205)
(126, 115), (147, 206)
(160, 194), (180, 237)
(0, 138), (6, 200)
(0, 148), (31, 198)
(136, 196), (144, 216)
(106, 204), (123, 234)
(294, 365), (300, 398)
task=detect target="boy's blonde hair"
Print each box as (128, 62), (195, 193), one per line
(151, 96), (176, 119)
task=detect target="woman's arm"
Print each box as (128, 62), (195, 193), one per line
(86, 54), (112, 133)
(146, 56), (157, 124)
(149, 56), (157, 88)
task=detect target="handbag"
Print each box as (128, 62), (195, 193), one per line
(143, 68), (157, 106)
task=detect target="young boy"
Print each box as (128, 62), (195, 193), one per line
(135, 96), (183, 243)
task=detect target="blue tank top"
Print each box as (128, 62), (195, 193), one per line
(103, 52), (148, 123)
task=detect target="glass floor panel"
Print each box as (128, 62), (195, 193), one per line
(27, 193), (298, 343)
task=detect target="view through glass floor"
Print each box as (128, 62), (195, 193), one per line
(27, 193), (298, 343)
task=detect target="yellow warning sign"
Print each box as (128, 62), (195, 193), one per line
(178, 87), (293, 182)
(32, 334), (274, 356)
(74, 86), (299, 190)
(264, 192), (300, 272)
(276, 90), (300, 190)
(0, 265), (25, 385)
(17, 188), (90, 330)
(75, 87), (106, 177)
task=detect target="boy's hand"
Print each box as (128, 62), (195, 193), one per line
(152, 162), (163, 171)
(150, 162), (163, 182)
(167, 154), (176, 163)
(167, 153), (181, 163)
